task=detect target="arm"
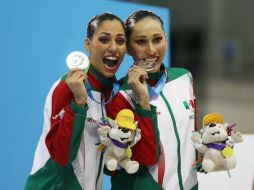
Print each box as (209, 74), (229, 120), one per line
(45, 71), (88, 166)
(106, 92), (160, 166)
(127, 66), (150, 110)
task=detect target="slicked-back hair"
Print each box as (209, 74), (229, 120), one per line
(125, 10), (164, 47)
(87, 12), (125, 39)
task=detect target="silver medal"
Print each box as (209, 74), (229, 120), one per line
(66, 51), (89, 70)
(134, 60), (155, 72)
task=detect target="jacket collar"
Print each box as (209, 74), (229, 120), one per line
(87, 64), (116, 92)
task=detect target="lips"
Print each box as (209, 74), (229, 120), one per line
(103, 56), (119, 72)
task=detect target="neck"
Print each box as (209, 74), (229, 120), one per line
(146, 65), (166, 86)
(87, 64), (116, 92)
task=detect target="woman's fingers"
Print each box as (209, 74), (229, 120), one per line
(68, 70), (87, 81)
(128, 67), (148, 83)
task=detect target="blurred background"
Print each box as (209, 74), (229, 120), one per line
(165, 0), (254, 133)
(0, 0), (253, 189)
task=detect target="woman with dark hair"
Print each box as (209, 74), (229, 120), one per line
(107, 10), (198, 190)
(24, 13), (127, 190)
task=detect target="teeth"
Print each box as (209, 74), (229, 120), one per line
(145, 58), (157, 62)
(146, 58), (157, 61)
(105, 56), (117, 60)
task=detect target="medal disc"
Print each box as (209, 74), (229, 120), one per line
(134, 60), (155, 72)
(222, 146), (233, 158)
(66, 51), (89, 70)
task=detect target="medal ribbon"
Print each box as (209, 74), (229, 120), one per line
(147, 71), (167, 97)
(85, 82), (119, 105)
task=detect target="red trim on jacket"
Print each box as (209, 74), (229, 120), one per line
(45, 73), (113, 166)
(87, 70), (104, 91)
(106, 93), (157, 165)
(45, 81), (75, 166)
(158, 141), (165, 186)
(192, 82), (197, 131)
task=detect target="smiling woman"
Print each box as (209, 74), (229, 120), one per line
(24, 13), (127, 190)
(85, 15), (126, 78)
(106, 10), (198, 190)
(126, 11), (167, 73)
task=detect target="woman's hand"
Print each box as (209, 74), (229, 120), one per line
(65, 70), (87, 106)
(128, 66), (150, 110)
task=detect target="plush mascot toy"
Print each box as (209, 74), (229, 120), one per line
(97, 109), (141, 174)
(191, 113), (243, 174)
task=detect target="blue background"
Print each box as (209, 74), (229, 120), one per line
(0, 0), (169, 189)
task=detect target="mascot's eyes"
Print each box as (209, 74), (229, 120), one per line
(209, 123), (216, 128)
(119, 127), (130, 133)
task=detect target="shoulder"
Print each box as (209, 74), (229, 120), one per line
(117, 75), (131, 91)
(60, 72), (68, 81)
(167, 67), (193, 82)
(48, 72), (69, 96)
